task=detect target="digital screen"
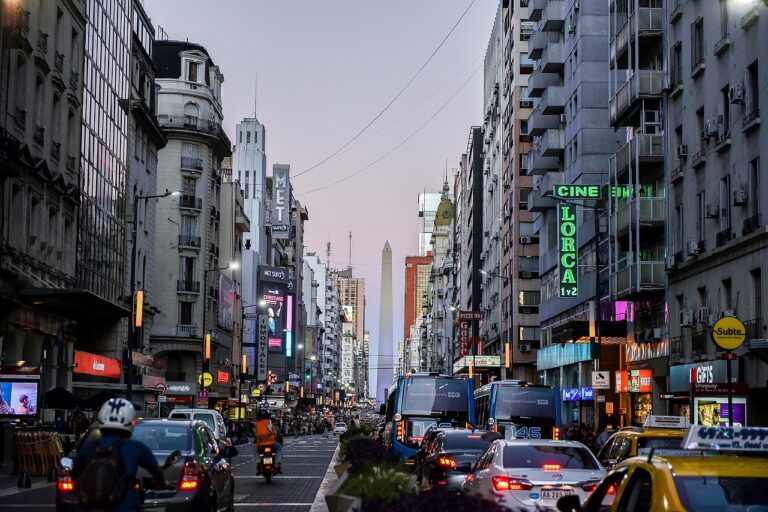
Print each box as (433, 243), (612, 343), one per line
(0, 381), (39, 416)
(694, 397), (747, 427)
(258, 284), (286, 350)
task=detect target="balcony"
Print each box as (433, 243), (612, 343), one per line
(528, 29), (559, 60)
(610, 260), (665, 300)
(527, 68), (560, 97)
(613, 197), (665, 237)
(610, 8), (663, 66)
(175, 325), (199, 338)
(527, 188), (557, 212)
(4, 5), (30, 50)
(179, 194), (202, 210)
(714, 34), (731, 57)
(538, 128), (564, 157)
(741, 4), (760, 30)
(37, 31), (48, 55)
(669, 0), (683, 24)
(236, 214), (250, 231)
(66, 156), (76, 172)
(743, 213), (762, 235)
(528, 109), (561, 136)
(540, 0), (565, 32)
(527, 147), (560, 175)
(611, 133), (664, 178)
(54, 51), (65, 73)
(742, 109), (760, 133)
(178, 235), (201, 249)
(539, 86), (565, 115)
(714, 130), (731, 153)
(528, 0), (546, 21)
(716, 227), (733, 247)
(690, 58), (705, 79)
(180, 156), (204, 171)
(177, 279), (201, 293)
(538, 43), (564, 73)
(691, 147), (706, 170)
(609, 71), (664, 126)
(69, 72), (79, 90)
(745, 318), (765, 341)
(13, 107), (26, 130)
(51, 140), (61, 161)
(33, 124), (45, 145)
(671, 163), (685, 183)
(157, 115), (232, 153)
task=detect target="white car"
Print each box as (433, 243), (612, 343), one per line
(168, 408), (228, 443)
(462, 439), (604, 510)
(333, 422), (347, 435)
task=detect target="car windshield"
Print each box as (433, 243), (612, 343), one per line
(401, 377), (468, 417)
(502, 445), (600, 470)
(495, 386), (556, 419)
(636, 436), (684, 452)
(336, 423), (345, 427)
(192, 413), (216, 431)
(675, 476), (768, 511)
(443, 434), (491, 452)
(133, 424), (191, 452)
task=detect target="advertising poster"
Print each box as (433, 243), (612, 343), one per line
(257, 266), (288, 351)
(271, 164), (291, 240)
(458, 321), (470, 356)
(694, 397), (747, 427)
(0, 381), (38, 416)
(218, 274), (235, 331)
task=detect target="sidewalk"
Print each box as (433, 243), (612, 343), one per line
(309, 443), (340, 512)
(0, 473), (54, 498)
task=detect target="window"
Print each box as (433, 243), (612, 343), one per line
(748, 157), (760, 218)
(696, 191), (705, 242)
(617, 468), (653, 512)
(691, 18), (704, 72)
(179, 256), (195, 282)
(180, 215), (197, 237)
(246, 131), (251, 143)
(179, 302), (193, 325)
(670, 42), (682, 87)
(675, 205), (683, 252)
(518, 188), (531, 210)
(519, 153), (528, 175)
(187, 61), (199, 82)
(745, 61), (759, 117)
(719, 0), (728, 37)
(518, 291), (540, 306)
(182, 176), (196, 194)
(722, 278), (732, 311)
(519, 255), (538, 273)
(519, 221), (534, 237)
(719, 176), (730, 231)
(751, 268), (762, 320)
(719, 85), (730, 135)
(520, 120), (528, 135)
(34, 76), (45, 126)
(183, 102), (199, 119)
(695, 108), (705, 150)
(518, 326), (540, 342)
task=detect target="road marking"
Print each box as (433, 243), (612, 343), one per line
(234, 504), (312, 507)
(0, 506), (55, 509)
(234, 475), (323, 479)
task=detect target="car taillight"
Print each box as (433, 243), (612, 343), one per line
(553, 427), (561, 440)
(179, 461), (201, 491)
(492, 476), (533, 491)
(57, 473), (75, 493)
(543, 463), (562, 472)
(607, 484), (617, 495)
(264, 447), (272, 454)
(437, 456), (458, 470)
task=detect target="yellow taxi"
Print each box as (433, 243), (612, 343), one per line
(596, 416), (689, 469)
(557, 424), (768, 512)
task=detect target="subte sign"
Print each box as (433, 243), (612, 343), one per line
(558, 203), (578, 298)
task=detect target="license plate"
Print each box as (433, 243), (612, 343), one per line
(541, 489), (574, 500)
(263, 457), (273, 464)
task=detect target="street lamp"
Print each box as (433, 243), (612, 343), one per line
(126, 189), (180, 402)
(200, 261), (239, 394)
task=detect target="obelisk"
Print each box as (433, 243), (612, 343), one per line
(376, 241), (394, 405)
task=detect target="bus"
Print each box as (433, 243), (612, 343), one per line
(383, 373), (475, 462)
(474, 380), (561, 440)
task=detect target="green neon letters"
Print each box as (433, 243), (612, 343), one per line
(554, 185), (601, 199)
(558, 204), (578, 298)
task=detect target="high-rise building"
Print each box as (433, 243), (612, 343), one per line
(500, 0), (538, 381)
(403, 254), (432, 343)
(529, 0), (624, 426)
(376, 241), (393, 403)
(418, 192), (442, 256)
(0, 0), (86, 407)
(664, 0), (768, 422)
(337, 268), (365, 348)
(150, 39), (232, 407)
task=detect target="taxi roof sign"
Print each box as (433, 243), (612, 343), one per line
(643, 415), (690, 429)
(684, 425), (768, 452)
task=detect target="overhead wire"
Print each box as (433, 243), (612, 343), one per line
(299, 60), (483, 195)
(292, 0), (477, 179)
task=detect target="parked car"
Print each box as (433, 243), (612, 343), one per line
(333, 422), (347, 435)
(57, 419), (236, 512)
(417, 429), (497, 492)
(462, 439), (604, 510)
(168, 408), (228, 443)
(596, 416), (689, 470)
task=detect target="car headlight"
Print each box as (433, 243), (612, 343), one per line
(488, 418), (495, 425)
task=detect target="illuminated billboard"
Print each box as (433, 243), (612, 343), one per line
(258, 266), (289, 351)
(558, 203), (578, 298)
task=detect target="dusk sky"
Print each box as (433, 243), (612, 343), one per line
(146, 0), (499, 389)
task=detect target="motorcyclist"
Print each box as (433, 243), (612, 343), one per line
(71, 398), (168, 512)
(254, 408), (283, 472)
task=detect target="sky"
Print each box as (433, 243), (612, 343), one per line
(145, 0), (499, 393)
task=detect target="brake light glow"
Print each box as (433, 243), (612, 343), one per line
(467, 435), (482, 439)
(492, 476), (533, 491)
(607, 484), (617, 495)
(437, 456), (458, 470)
(264, 447), (272, 453)
(582, 482), (599, 492)
(57, 475), (75, 492)
(543, 463), (562, 472)
(179, 461), (201, 491)
(553, 427), (561, 440)
(437, 481), (447, 485)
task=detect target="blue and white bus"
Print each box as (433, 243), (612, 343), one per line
(474, 380), (561, 440)
(383, 373), (475, 461)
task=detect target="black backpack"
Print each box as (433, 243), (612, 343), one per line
(76, 439), (131, 509)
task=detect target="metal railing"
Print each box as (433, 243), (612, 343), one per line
(51, 141), (61, 160)
(178, 235), (201, 248)
(716, 227), (732, 247)
(176, 280), (201, 292)
(14, 107), (26, 129)
(157, 115), (232, 148)
(37, 31), (48, 55)
(743, 213), (761, 235)
(610, 71), (664, 124)
(743, 109), (760, 127)
(54, 52), (64, 72)
(180, 156), (203, 170)
(745, 318), (764, 341)
(175, 324), (199, 338)
(33, 125), (45, 145)
(179, 194), (202, 210)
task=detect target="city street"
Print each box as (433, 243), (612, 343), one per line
(0, 434), (338, 512)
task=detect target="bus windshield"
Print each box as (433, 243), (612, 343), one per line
(401, 377), (468, 417)
(495, 386), (555, 419)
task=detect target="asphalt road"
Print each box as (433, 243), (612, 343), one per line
(0, 434), (338, 512)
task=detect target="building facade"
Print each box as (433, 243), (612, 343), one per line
(403, 254), (432, 346)
(418, 192), (442, 256)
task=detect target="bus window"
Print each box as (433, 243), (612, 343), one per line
(402, 378), (469, 416)
(495, 386), (555, 419)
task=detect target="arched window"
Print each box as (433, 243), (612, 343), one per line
(51, 94), (61, 144)
(34, 76), (45, 126)
(183, 102), (199, 120)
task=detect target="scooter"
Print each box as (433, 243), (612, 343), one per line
(256, 445), (278, 484)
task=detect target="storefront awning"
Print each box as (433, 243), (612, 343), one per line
(551, 320), (628, 345)
(19, 288), (130, 321)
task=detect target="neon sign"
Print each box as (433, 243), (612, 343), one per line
(558, 204), (578, 297)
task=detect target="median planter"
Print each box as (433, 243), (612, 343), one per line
(325, 471), (361, 512)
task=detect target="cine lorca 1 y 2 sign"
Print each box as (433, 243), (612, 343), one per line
(558, 204), (578, 297)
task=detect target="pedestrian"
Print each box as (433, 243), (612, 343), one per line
(594, 425), (612, 452)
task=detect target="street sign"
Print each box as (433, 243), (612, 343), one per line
(562, 388), (582, 401)
(257, 315), (269, 381)
(196, 388), (208, 402)
(592, 371), (610, 389)
(458, 311), (483, 321)
(251, 388), (261, 398)
(597, 395), (606, 403)
(268, 373), (278, 384)
(154, 382), (167, 394)
(258, 383), (266, 391)
(605, 402), (614, 414)
(198, 372), (213, 388)
(711, 316), (746, 351)
(158, 395), (167, 403)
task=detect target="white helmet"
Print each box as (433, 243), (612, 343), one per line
(97, 398), (137, 433)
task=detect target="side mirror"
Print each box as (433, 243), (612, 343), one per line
(556, 494), (582, 512)
(163, 450), (182, 469)
(60, 457), (73, 471)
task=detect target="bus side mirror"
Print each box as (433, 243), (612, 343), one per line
(379, 404), (386, 416)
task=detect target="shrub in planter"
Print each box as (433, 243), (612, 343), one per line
(342, 466), (410, 504)
(360, 489), (509, 512)
(342, 436), (399, 474)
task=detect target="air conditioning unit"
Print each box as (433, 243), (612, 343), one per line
(665, 255), (676, 269)
(706, 203), (720, 218)
(680, 309), (694, 327)
(722, 309), (736, 318)
(728, 84), (745, 104)
(704, 119), (719, 138)
(520, 236), (533, 244)
(687, 239), (700, 255)
(520, 100), (533, 108)
(560, 114), (567, 124)
(568, 22), (576, 34)
(519, 343), (532, 353)
(733, 189), (747, 206)
(695, 307), (710, 324)
(676, 145), (688, 159)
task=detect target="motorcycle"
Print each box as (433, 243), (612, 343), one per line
(256, 445), (278, 484)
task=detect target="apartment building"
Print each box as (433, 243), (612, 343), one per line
(665, 0), (768, 424)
